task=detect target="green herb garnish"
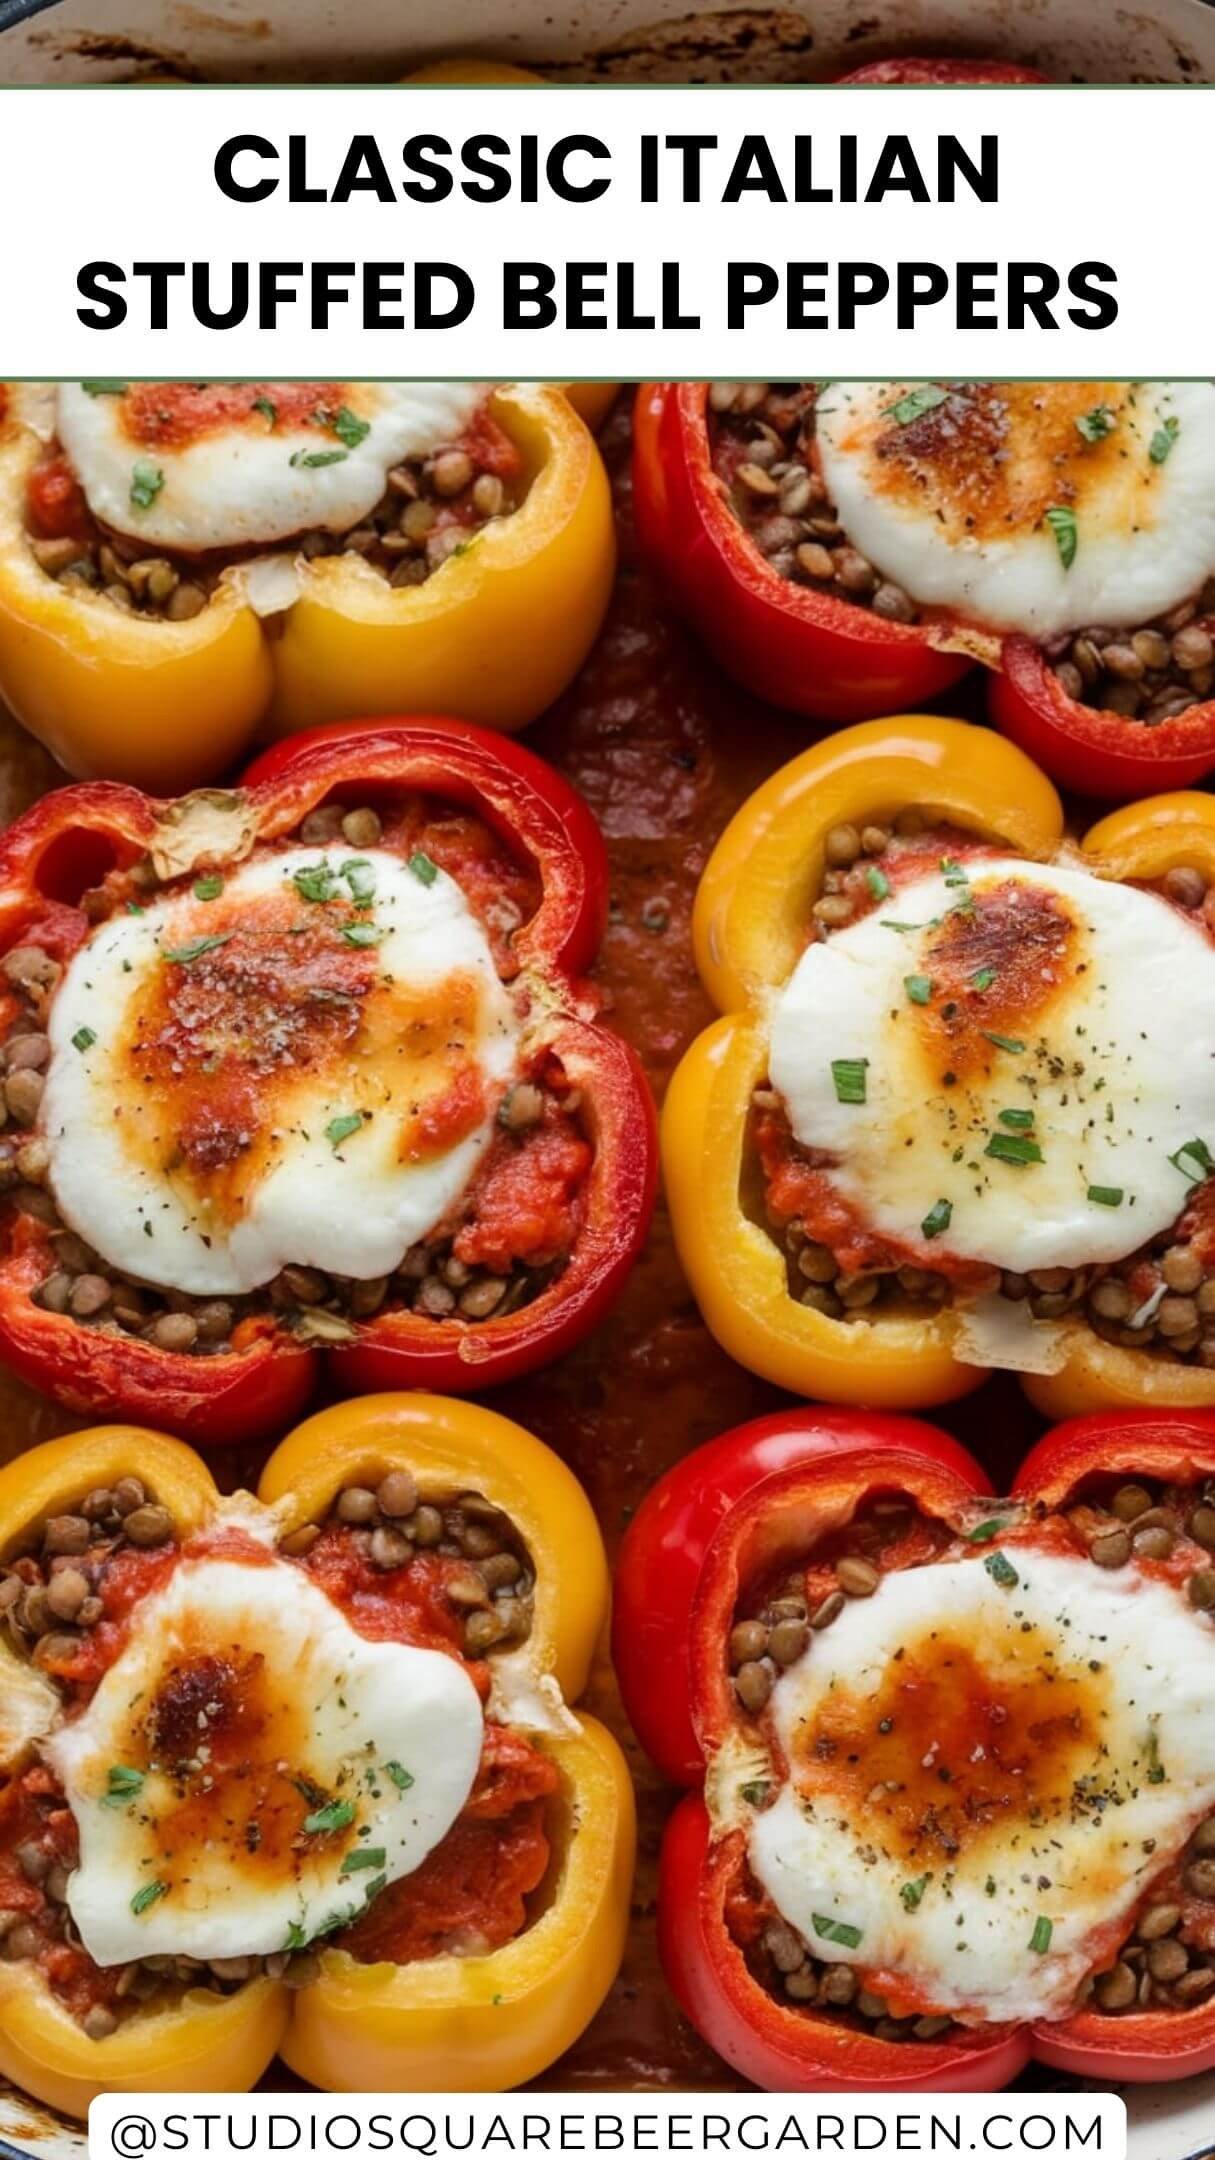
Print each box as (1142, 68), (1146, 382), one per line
(982, 1031), (1026, 1055)
(289, 448), (348, 469)
(812, 1913), (864, 1949)
(1086, 1184), (1124, 1207)
(294, 862), (337, 904)
(340, 923), (382, 949)
(921, 1198), (952, 1240)
(984, 1550), (1020, 1590)
(831, 1058), (869, 1105)
(884, 385), (948, 427)
(81, 380), (128, 397)
(904, 975), (933, 1006)
(1043, 505), (1078, 569)
(131, 1879), (168, 1915)
(408, 851), (438, 887)
(284, 1920), (308, 1950)
(1075, 406), (1116, 444)
(72, 1026), (96, 1053)
(900, 1876), (930, 1912)
(998, 1108), (1035, 1131)
(384, 1762), (414, 1792)
(985, 1131), (1044, 1167)
(967, 1520), (1008, 1544)
(972, 966), (997, 992)
(130, 460), (165, 511)
(339, 1846), (387, 1876)
(324, 1113), (364, 1152)
(341, 858), (376, 906)
(740, 1779), (770, 1808)
(328, 406), (371, 450)
(193, 875), (223, 901)
(252, 395), (278, 426)
(1150, 415), (1180, 466)
(162, 933), (232, 965)
(103, 1766), (144, 1807)
(1029, 1915), (1053, 1954)
(865, 866), (891, 900)
(1144, 1729), (1167, 1786)
(1169, 1138), (1213, 1184)
(303, 1799), (357, 1836)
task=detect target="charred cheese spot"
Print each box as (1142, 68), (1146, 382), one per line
(45, 1548), (484, 1965)
(816, 381), (1215, 639)
(41, 847), (519, 1296)
(910, 881), (1078, 1092)
(751, 1544), (1215, 2024)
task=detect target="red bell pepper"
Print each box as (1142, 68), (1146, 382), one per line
(990, 635), (1215, 801)
(0, 717), (656, 1442)
(616, 1406), (1215, 2090)
(632, 384), (973, 724)
(836, 60), (1047, 83)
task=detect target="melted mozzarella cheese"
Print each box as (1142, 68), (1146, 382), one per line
(56, 381), (492, 552)
(816, 381), (1215, 639)
(45, 1553), (483, 1967)
(41, 845), (519, 1296)
(768, 857), (1215, 1274)
(751, 1546), (1215, 2025)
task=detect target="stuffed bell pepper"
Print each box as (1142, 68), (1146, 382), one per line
(0, 379), (615, 789)
(664, 714), (1215, 1417)
(0, 716), (655, 1441)
(615, 1403), (1215, 2090)
(634, 380), (1215, 798)
(0, 1392), (633, 2116)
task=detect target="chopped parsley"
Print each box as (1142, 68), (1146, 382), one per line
(252, 395), (278, 426)
(1150, 415), (1180, 466)
(1028, 1915), (1053, 1954)
(324, 1113), (364, 1151)
(982, 1031), (1026, 1055)
(289, 448), (348, 470)
(294, 862), (338, 904)
(984, 1550), (1020, 1590)
(341, 857), (377, 906)
(328, 405), (371, 450)
(81, 380), (128, 397)
(971, 966), (997, 992)
(339, 1846), (387, 1876)
(966, 1519), (1008, 1544)
(921, 1198), (953, 1240)
(340, 923), (382, 948)
(193, 874), (224, 901)
(830, 1058), (869, 1105)
(1043, 505), (1078, 570)
(1086, 1184), (1124, 1208)
(1075, 406), (1116, 444)
(865, 865), (891, 901)
(900, 1875), (930, 1912)
(71, 1026), (96, 1053)
(162, 932), (232, 965)
(884, 385), (948, 427)
(131, 1879), (169, 1916)
(985, 1131), (1044, 1167)
(903, 974), (933, 1006)
(103, 1765), (144, 1807)
(130, 460), (165, 511)
(1169, 1137), (1213, 1185)
(408, 851), (438, 887)
(303, 1799), (357, 1836)
(384, 1762), (415, 1792)
(284, 1920), (309, 1950)
(812, 1913), (864, 1949)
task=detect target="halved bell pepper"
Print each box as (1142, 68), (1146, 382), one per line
(666, 714), (1215, 1415)
(990, 634), (1215, 801)
(0, 382), (615, 790)
(0, 716), (656, 1442)
(0, 1392), (634, 2115)
(615, 1404), (1215, 2091)
(632, 384), (975, 724)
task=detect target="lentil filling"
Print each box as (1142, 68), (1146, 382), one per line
(725, 1476), (1215, 2036)
(0, 1468), (554, 2029)
(2, 794), (593, 1355)
(23, 393), (523, 618)
(707, 381), (1215, 726)
(751, 816), (1215, 1366)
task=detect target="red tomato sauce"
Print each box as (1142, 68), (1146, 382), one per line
(26, 451), (93, 544)
(119, 383), (348, 451)
(456, 1104), (591, 1274)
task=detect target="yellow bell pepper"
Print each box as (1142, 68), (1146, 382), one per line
(0, 1396), (633, 2115)
(664, 715), (1068, 1409)
(0, 382), (615, 790)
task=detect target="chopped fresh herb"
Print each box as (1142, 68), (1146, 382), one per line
(740, 1779), (770, 1807)
(341, 857), (376, 906)
(921, 1198), (953, 1240)
(904, 974), (933, 1006)
(408, 851), (438, 887)
(812, 1913), (864, 1949)
(71, 1026), (96, 1053)
(1029, 1915), (1053, 1954)
(900, 1875), (930, 1912)
(884, 385), (949, 427)
(103, 1766), (144, 1807)
(998, 1107), (1035, 1131)
(384, 1762), (414, 1792)
(967, 1519), (1008, 1545)
(125, 901), (144, 916)
(329, 405), (371, 450)
(193, 874), (224, 901)
(1169, 1138), (1214, 1185)
(881, 918), (937, 935)
(831, 1057), (869, 1105)
(81, 380), (128, 397)
(284, 1920), (308, 1950)
(130, 460), (165, 512)
(984, 1550), (1020, 1590)
(982, 1031), (1026, 1055)
(1075, 406), (1116, 444)
(865, 866), (891, 900)
(1086, 1184), (1124, 1208)
(294, 862), (337, 904)
(985, 1131), (1044, 1167)
(289, 448), (348, 470)
(1043, 505), (1078, 569)
(362, 1873), (388, 1905)
(324, 1113), (364, 1151)
(940, 857), (968, 887)
(162, 933), (232, 966)
(972, 966), (997, 992)
(339, 1846), (387, 1876)
(131, 1879), (168, 1916)
(303, 1798), (357, 1836)
(252, 395), (278, 426)
(1144, 1729), (1167, 1785)
(340, 922), (382, 949)
(1150, 415), (1180, 465)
